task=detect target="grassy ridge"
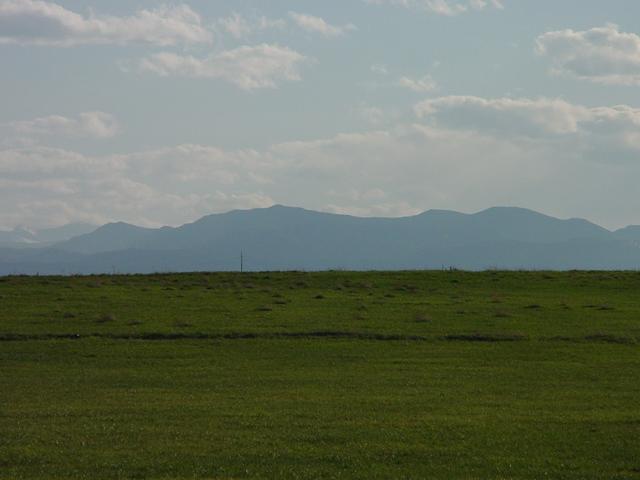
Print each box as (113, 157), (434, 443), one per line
(2, 270), (640, 339)
(1, 271), (640, 479)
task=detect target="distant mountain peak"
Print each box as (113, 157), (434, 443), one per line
(475, 206), (545, 216)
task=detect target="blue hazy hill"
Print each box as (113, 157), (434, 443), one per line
(1, 206), (639, 274)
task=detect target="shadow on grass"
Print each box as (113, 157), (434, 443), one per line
(443, 333), (528, 342)
(1, 331), (636, 345)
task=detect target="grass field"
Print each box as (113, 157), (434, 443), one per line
(1, 271), (640, 479)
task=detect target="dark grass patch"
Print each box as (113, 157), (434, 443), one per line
(444, 333), (528, 342)
(414, 313), (432, 323)
(545, 334), (637, 345)
(173, 322), (194, 329)
(584, 333), (635, 344)
(583, 304), (615, 311)
(524, 304), (542, 310)
(95, 313), (116, 324)
(0, 331), (428, 342)
(395, 284), (419, 293)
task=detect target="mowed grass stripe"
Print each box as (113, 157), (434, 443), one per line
(2, 338), (639, 479)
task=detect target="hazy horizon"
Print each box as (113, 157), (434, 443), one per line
(2, 1), (640, 230)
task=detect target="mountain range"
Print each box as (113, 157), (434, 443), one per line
(2, 205), (640, 274)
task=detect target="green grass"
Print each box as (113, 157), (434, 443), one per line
(1, 271), (640, 479)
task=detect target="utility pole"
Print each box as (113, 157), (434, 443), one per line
(240, 250), (244, 273)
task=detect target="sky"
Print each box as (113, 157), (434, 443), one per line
(1, 0), (640, 230)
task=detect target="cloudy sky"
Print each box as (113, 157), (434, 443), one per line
(1, 0), (640, 230)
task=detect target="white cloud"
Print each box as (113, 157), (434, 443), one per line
(356, 105), (386, 126)
(1, 111), (119, 146)
(138, 44), (308, 90)
(325, 200), (420, 218)
(0, 144), (275, 228)
(2, 96), (640, 230)
(397, 74), (437, 92)
(371, 64), (389, 75)
(266, 125), (576, 219)
(536, 24), (640, 86)
(415, 95), (640, 136)
(0, 0), (212, 46)
(216, 12), (285, 39)
(288, 12), (356, 37)
(8, 111), (118, 138)
(415, 96), (588, 135)
(0, 127), (535, 228)
(414, 95), (640, 163)
(215, 12), (354, 40)
(365, 0), (503, 16)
